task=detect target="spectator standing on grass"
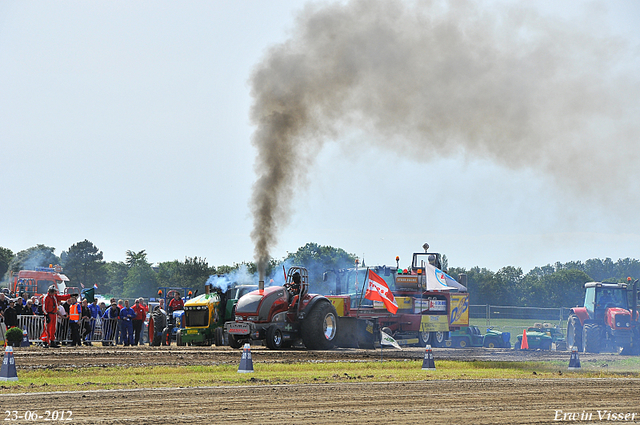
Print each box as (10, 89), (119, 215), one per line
(132, 298), (145, 345)
(0, 292), (8, 313)
(23, 300), (35, 316)
(68, 294), (82, 347)
(88, 299), (100, 342)
(81, 299), (92, 345)
(102, 302), (120, 343)
(14, 297), (24, 315)
(116, 299), (124, 344)
(88, 299), (100, 319)
(33, 297), (43, 315)
(4, 300), (18, 328)
(119, 300), (135, 346)
(41, 286), (71, 348)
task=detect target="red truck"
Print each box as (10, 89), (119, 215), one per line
(10, 265), (77, 298)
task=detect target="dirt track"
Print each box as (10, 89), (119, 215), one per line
(8, 344), (627, 369)
(3, 346), (640, 424)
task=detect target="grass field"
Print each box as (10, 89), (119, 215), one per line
(2, 357), (639, 395)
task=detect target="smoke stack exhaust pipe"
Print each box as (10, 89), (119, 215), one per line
(259, 280), (264, 291)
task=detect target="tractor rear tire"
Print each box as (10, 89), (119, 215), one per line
(301, 300), (338, 350)
(515, 340), (522, 350)
(214, 327), (224, 347)
(266, 326), (285, 350)
(582, 323), (601, 353)
(566, 315), (582, 351)
(228, 333), (243, 349)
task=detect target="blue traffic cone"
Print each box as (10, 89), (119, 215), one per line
(568, 346), (581, 370)
(0, 346), (18, 381)
(238, 343), (254, 373)
(422, 344), (436, 371)
(20, 330), (30, 347)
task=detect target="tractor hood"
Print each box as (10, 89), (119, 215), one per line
(235, 286), (288, 321)
(184, 292), (219, 308)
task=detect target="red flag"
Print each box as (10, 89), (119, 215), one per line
(365, 270), (398, 314)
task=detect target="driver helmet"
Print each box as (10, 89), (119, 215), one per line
(292, 272), (301, 284)
(428, 255), (436, 265)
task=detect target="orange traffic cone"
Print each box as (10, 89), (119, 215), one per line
(521, 329), (529, 350)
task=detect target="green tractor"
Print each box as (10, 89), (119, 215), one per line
(514, 323), (564, 350)
(177, 283), (257, 346)
(445, 326), (511, 348)
(483, 327), (512, 348)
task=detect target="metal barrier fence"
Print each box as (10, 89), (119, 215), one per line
(0, 315), (151, 346)
(2, 316), (134, 346)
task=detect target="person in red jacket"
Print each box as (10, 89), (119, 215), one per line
(41, 286), (71, 348)
(132, 298), (146, 345)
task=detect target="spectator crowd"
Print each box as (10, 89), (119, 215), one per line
(0, 288), (151, 347)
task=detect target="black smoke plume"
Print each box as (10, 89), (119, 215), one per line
(249, 0), (640, 278)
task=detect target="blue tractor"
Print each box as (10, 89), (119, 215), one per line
(149, 287), (193, 346)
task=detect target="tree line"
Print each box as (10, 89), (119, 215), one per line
(1, 241), (638, 307)
(0, 241), (356, 299)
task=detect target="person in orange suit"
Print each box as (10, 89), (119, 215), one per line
(41, 286), (71, 348)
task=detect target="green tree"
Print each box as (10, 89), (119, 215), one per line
(0, 247), (14, 282)
(60, 240), (107, 288)
(8, 245), (59, 273)
(285, 243), (357, 293)
(125, 250), (148, 268)
(105, 261), (128, 297)
(122, 250), (157, 297)
(527, 269), (591, 307)
(156, 257), (216, 295)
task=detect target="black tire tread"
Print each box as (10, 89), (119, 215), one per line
(301, 301), (338, 350)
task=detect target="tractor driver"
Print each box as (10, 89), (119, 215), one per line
(286, 272), (301, 298)
(168, 291), (184, 313)
(599, 290), (615, 308)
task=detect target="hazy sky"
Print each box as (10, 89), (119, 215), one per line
(2, 1), (639, 273)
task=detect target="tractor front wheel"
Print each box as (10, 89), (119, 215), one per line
(458, 337), (470, 348)
(214, 327), (225, 347)
(582, 323), (602, 353)
(266, 326), (285, 350)
(228, 333), (243, 349)
(176, 332), (185, 346)
(301, 301), (338, 350)
(484, 337), (500, 348)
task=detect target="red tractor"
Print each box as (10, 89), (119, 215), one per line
(224, 267), (339, 350)
(567, 280), (639, 354)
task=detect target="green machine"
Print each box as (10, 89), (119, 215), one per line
(178, 283), (257, 346)
(445, 326), (511, 348)
(514, 323), (565, 350)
